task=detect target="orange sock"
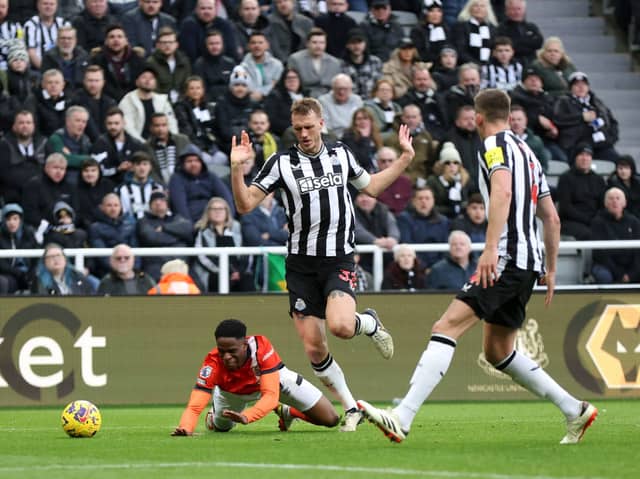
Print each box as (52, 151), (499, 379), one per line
(289, 406), (314, 424)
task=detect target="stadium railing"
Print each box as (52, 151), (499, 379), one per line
(1, 240), (638, 293)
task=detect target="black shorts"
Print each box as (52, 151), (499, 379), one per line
(285, 254), (357, 319)
(455, 263), (538, 329)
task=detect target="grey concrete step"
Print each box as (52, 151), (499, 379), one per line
(561, 35), (616, 53)
(535, 17), (606, 36)
(588, 72), (640, 90)
(571, 53), (632, 72)
(527, 0), (591, 18)
(596, 90), (640, 110)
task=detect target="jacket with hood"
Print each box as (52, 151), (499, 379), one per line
(22, 172), (77, 228)
(607, 164), (640, 219)
(168, 145), (235, 224)
(41, 45), (90, 89)
(232, 14), (272, 55)
(0, 131), (48, 205)
(267, 8), (313, 63)
(213, 90), (260, 154)
(136, 210), (193, 280)
(68, 87), (118, 142)
(43, 201), (88, 249)
(90, 46), (147, 101)
(34, 88), (68, 137)
(0, 204), (38, 289)
(360, 12), (405, 62)
(178, 14), (239, 62)
(146, 48), (192, 96)
(192, 51), (236, 102)
(241, 51), (284, 98)
(76, 172), (115, 230)
(590, 209), (640, 282)
(88, 209), (138, 274)
(397, 205), (450, 268)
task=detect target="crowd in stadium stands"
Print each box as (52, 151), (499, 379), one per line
(0, 0), (638, 295)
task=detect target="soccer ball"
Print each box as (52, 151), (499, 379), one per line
(61, 400), (102, 438)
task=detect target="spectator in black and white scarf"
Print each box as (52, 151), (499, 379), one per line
(451, 0), (497, 65)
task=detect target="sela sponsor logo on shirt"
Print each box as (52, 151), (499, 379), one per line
(297, 172), (343, 194)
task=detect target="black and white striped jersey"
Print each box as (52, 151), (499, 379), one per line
(477, 130), (550, 273)
(23, 16), (68, 60)
(252, 142), (370, 257)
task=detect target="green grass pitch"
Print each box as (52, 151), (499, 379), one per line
(0, 400), (637, 479)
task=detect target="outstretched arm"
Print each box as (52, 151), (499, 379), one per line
(171, 388), (212, 436)
(230, 131), (267, 214)
(361, 124), (415, 197)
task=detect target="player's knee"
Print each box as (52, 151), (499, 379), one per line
(324, 412), (340, 428)
(326, 317), (354, 339)
(484, 346), (511, 366)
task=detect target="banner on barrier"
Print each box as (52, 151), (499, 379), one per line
(0, 293), (638, 406)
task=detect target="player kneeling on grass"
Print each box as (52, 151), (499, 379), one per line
(172, 319), (340, 435)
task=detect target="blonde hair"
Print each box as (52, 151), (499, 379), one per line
(457, 0), (498, 26)
(291, 97), (323, 118)
(195, 197), (233, 231)
(536, 36), (573, 68)
(161, 259), (189, 275)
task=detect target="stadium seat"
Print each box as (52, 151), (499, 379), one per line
(591, 159), (616, 177)
(346, 11), (366, 24)
(393, 11), (419, 36)
(546, 160), (570, 176)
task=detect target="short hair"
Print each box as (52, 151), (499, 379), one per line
(84, 64), (104, 76)
(493, 36), (513, 48)
(411, 62), (431, 78)
(105, 24), (126, 37)
(205, 29), (223, 39)
(156, 26), (176, 40)
(456, 104), (475, 118)
(249, 108), (269, 121)
(66, 105), (89, 119)
(291, 97), (323, 117)
(160, 259), (188, 275)
(13, 109), (34, 122)
(413, 185), (435, 198)
(393, 244), (416, 261)
(248, 30), (268, 41)
(45, 153), (67, 165)
(57, 25), (76, 36)
(81, 158), (100, 170)
(131, 151), (152, 164)
(150, 112), (167, 122)
(215, 319), (247, 339)
(467, 192), (484, 206)
(105, 106), (124, 118)
(448, 230), (471, 247)
(510, 104), (526, 114)
(307, 27), (327, 41)
(475, 89), (511, 123)
(42, 68), (64, 82)
(102, 192), (120, 204)
(458, 62), (480, 81)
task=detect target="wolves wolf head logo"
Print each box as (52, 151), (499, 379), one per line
(586, 306), (640, 388)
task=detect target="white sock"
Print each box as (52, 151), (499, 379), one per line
(497, 350), (582, 418)
(312, 353), (357, 411)
(354, 311), (377, 336)
(395, 335), (457, 430)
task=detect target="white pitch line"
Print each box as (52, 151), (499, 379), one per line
(0, 461), (607, 479)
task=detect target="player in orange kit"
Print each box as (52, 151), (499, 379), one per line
(171, 319), (340, 435)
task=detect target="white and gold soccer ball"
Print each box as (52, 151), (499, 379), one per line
(61, 400), (102, 438)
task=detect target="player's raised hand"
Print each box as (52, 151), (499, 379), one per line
(222, 409), (249, 425)
(230, 130), (253, 170)
(397, 124), (415, 160)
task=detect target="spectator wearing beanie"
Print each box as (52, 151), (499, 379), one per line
(426, 142), (470, 219)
